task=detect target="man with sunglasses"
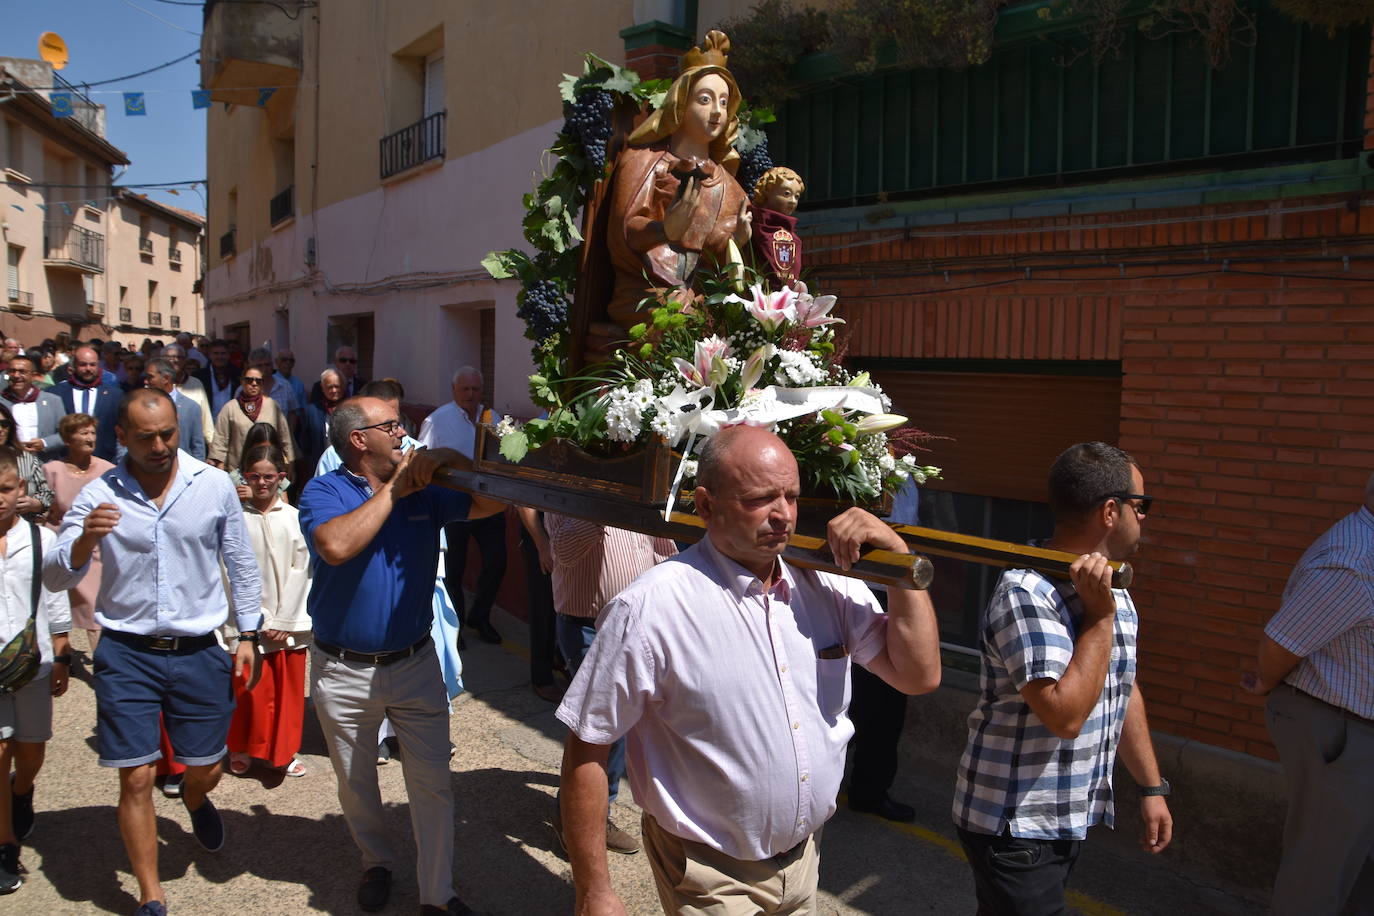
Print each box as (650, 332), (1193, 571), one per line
(309, 346), (367, 407)
(299, 396), (501, 915)
(953, 441), (1172, 915)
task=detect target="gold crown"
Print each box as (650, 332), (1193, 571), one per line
(682, 30), (730, 70)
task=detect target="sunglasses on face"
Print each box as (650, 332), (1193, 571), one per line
(242, 376), (264, 385)
(1099, 492), (1153, 516)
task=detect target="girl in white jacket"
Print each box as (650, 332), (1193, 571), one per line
(226, 443), (312, 777)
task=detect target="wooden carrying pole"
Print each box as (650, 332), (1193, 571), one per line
(431, 464), (1133, 591)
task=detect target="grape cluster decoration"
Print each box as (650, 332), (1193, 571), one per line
(735, 132), (775, 198)
(563, 88), (615, 179)
(516, 279), (570, 343)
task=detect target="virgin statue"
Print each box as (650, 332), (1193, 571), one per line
(594, 31), (753, 341)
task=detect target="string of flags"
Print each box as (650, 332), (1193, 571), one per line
(48, 88), (277, 118)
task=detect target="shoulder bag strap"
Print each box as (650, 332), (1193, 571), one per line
(27, 520), (41, 623)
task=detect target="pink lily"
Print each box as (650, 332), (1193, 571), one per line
(793, 287), (842, 329)
(738, 343), (775, 391)
(727, 283), (797, 332)
(672, 335), (732, 388)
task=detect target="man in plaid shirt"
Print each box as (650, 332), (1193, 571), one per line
(953, 441), (1173, 915)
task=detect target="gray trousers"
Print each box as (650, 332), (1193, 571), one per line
(311, 645), (455, 907)
(1267, 684), (1374, 916)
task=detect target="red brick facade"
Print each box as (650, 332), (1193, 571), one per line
(624, 43), (682, 82)
(809, 190), (1374, 758)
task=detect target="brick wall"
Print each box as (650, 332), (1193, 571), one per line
(625, 43), (682, 81)
(808, 190), (1374, 758)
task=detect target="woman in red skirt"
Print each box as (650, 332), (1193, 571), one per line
(227, 443), (312, 777)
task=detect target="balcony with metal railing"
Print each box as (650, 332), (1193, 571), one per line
(118, 307), (132, 324)
(148, 312), (163, 328)
(139, 237), (154, 258)
(6, 289), (34, 311)
(171, 315), (181, 330)
(44, 221), (105, 272)
(379, 111), (445, 180)
(169, 246), (182, 265)
(86, 300), (105, 317)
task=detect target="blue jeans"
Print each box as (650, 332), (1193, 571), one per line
(555, 613), (626, 803)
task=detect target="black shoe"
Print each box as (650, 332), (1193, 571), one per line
(419, 895), (474, 915)
(10, 775), (34, 841)
(0, 843), (20, 894)
(848, 793), (916, 823)
(357, 866), (392, 912)
(468, 622), (501, 645)
(133, 902), (167, 916)
(186, 797), (225, 852)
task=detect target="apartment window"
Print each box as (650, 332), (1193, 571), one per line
(4, 120), (22, 174)
(423, 52), (445, 117)
(270, 137), (295, 227)
(170, 295), (178, 313)
(148, 279), (158, 310)
(118, 285), (127, 307)
(6, 245), (20, 297)
(138, 215), (153, 259)
(222, 188), (238, 258)
(381, 30), (445, 180)
(83, 274), (95, 304)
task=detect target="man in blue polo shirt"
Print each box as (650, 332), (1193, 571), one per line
(299, 395), (500, 916)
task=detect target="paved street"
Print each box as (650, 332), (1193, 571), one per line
(15, 611), (1262, 915)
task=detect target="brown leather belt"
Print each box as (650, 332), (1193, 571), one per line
(314, 635), (431, 666)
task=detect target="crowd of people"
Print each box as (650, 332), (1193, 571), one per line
(0, 330), (1365, 916)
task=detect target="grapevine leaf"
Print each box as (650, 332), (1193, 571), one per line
(481, 251), (515, 279)
(748, 106), (777, 126)
(601, 71), (638, 95)
(498, 429), (529, 463)
(558, 73), (579, 104)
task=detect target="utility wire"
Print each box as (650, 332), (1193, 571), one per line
(120, 0), (202, 35)
(9, 49), (199, 91)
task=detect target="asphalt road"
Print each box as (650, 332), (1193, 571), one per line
(11, 612), (1262, 915)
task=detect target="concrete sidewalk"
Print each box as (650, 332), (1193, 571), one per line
(13, 614), (1261, 914)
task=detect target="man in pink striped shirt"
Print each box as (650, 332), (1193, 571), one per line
(556, 425), (942, 915)
(545, 514), (676, 855)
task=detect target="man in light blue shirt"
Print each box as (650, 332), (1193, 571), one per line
(46, 389), (262, 916)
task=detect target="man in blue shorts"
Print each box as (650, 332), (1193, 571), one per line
(46, 389), (261, 916)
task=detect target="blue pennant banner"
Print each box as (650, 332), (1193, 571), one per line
(124, 92), (148, 116)
(256, 87), (276, 107)
(51, 92), (74, 118)
(191, 90), (211, 110)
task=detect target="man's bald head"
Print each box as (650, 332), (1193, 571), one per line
(695, 426), (800, 579)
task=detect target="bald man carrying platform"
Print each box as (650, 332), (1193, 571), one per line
(557, 426), (943, 915)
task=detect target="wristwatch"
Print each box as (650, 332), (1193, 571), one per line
(1140, 777), (1171, 797)
(237, 631), (261, 643)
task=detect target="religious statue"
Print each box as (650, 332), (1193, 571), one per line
(748, 166), (805, 286)
(583, 31), (753, 355)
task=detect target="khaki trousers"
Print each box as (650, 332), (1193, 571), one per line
(311, 646), (455, 907)
(642, 812), (821, 915)
(1267, 684), (1374, 916)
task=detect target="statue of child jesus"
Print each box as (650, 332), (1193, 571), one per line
(748, 166), (805, 286)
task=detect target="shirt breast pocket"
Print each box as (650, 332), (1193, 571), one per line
(815, 656), (852, 723)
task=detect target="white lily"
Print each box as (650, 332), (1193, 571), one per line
(853, 413), (908, 435)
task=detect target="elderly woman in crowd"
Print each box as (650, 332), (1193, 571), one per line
(43, 412), (114, 653)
